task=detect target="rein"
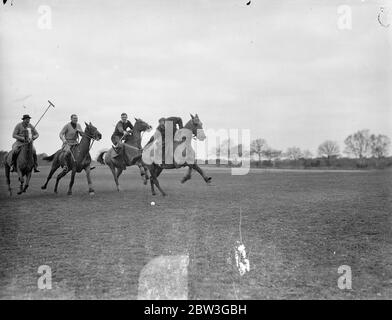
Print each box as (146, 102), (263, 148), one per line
(80, 131), (99, 151)
(69, 131), (98, 163)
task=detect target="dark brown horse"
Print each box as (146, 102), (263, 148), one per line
(142, 114), (212, 196)
(4, 129), (35, 196)
(96, 118), (152, 192)
(41, 122), (102, 195)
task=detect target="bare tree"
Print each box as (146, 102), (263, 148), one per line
(262, 147), (282, 161)
(285, 146), (302, 160)
(214, 138), (231, 161)
(344, 129), (371, 159)
(250, 138), (267, 162)
(302, 149), (313, 159)
(370, 134), (391, 158)
(318, 140), (340, 159)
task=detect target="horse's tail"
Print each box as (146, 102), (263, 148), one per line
(97, 151), (107, 165)
(43, 153), (56, 162)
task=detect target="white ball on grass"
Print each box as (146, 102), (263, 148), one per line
(151, 201), (155, 206)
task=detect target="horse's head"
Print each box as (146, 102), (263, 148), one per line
(186, 113), (206, 141)
(133, 117), (152, 133)
(23, 128), (32, 141)
(84, 122), (102, 141)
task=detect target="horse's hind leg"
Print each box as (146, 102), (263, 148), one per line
(67, 168), (77, 195)
(137, 162), (148, 185)
(148, 166), (156, 196)
(5, 164), (12, 196)
(181, 166), (192, 184)
(108, 163), (121, 191)
(191, 164), (212, 183)
(41, 162), (60, 190)
(54, 167), (69, 194)
(143, 163), (150, 181)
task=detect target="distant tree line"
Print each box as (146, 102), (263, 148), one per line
(211, 129), (391, 169)
(1, 129), (391, 170)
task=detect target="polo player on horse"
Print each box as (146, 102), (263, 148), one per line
(111, 113), (134, 169)
(10, 114), (40, 173)
(59, 114), (84, 170)
(146, 117), (183, 159)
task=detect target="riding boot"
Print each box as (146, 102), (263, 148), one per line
(112, 145), (122, 158)
(33, 153), (40, 172)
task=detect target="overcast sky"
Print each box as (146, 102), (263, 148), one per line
(0, 0), (391, 157)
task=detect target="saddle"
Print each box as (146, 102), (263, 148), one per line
(113, 143), (143, 166)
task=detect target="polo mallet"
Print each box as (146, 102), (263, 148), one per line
(34, 100), (55, 129)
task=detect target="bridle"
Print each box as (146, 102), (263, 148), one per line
(120, 122), (152, 151)
(80, 130), (100, 151)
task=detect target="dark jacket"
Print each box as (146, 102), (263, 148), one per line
(113, 120), (134, 137)
(148, 117), (183, 144)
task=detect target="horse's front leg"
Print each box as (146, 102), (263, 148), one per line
(67, 167), (77, 195)
(23, 171), (32, 193)
(149, 165), (166, 196)
(137, 161), (148, 185)
(85, 166), (95, 195)
(17, 169), (24, 195)
(181, 166), (192, 184)
(191, 164), (212, 184)
(5, 164), (12, 196)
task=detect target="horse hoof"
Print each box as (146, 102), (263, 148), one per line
(41, 186), (46, 190)
(89, 192), (95, 196)
(17, 191), (22, 195)
(67, 192), (72, 196)
(206, 177), (212, 183)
